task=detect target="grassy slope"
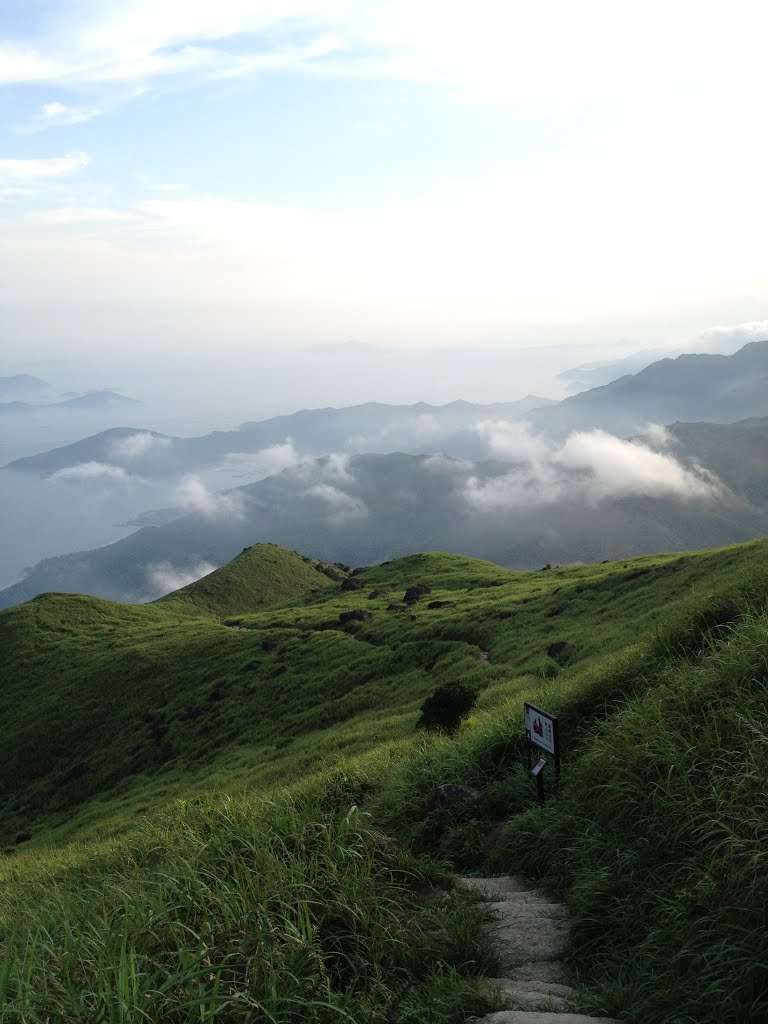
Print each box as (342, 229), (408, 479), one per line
(1, 538), (768, 1022)
(1, 542), (758, 847)
(154, 542), (347, 617)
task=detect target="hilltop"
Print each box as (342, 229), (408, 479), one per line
(154, 543), (347, 617)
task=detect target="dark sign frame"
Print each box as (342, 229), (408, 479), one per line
(524, 700), (561, 796)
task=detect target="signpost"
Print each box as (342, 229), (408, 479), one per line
(524, 701), (560, 803)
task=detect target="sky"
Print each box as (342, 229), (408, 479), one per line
(1, 0), (767, 362)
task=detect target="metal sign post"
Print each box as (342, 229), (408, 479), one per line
(524, 701), (560, 802)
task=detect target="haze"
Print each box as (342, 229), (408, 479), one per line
(2, 2), (767, 599)
(2, 1), (767, 359)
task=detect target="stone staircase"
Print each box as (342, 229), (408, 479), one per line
(459, 876), (620, 1024)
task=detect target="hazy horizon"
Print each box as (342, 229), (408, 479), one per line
(2, 2), (767, 600)
(3, 1), (767, 361)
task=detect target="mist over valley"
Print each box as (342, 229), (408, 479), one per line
(3, 339), (768, 606)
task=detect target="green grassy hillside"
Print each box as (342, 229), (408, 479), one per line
(154, 543), (347, 617)
(1, 542), (758, 847)
(1, 538), (767, 1022)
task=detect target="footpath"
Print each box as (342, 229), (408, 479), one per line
(459, 875), (620, 1024)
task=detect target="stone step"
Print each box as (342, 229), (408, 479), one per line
(480, 981), (573, 1011)
(459, 876), (532, 899)
(481, 978), (578, 1001)
(469, 1013), (620, 1024)
(458, 874), (621, 1023)
(502, 961), (571, 987)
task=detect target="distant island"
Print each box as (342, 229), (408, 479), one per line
(0, 374), (48, 395)
(0, 389), (141, 414)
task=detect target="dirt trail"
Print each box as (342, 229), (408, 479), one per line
(459, 876), (620, 1024)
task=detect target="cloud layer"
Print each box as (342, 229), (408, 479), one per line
(50, 460), (135, 482)
(174, 474), (244, 521)
(466, 421), (720, 509)
(108, 431), (171, 460)
(143, 559), (217, 599)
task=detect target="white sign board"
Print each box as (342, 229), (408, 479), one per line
(524, 702), (558, 756)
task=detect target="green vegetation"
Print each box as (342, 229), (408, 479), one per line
(1, 537), (767, 1021)
(155, 543), (347, 617)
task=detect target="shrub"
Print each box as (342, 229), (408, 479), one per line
(417, 682), (479, 735)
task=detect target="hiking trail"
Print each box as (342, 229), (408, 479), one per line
(459, 875), (620, 1024)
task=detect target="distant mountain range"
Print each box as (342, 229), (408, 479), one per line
(0, 374), (48, 396)
(3, 415), (768, 608)
(0, 389), (141, 415)
(532, 340), (768, 435)
(8, 342), (768, 478)
(3, 341), (768, 608)
(6, 395), (553, 477)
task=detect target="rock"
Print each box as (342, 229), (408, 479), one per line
(404, 582), (432, 603)
(386, 603), (408, 612)
(431, 783), (481, 809)
(368, 588), (389, 599)
(427, 600), (453, 609)
(547, 641), (569, 662)
(261, 637), (280, 652)
(341, 577), (363, 591)
(60, 761), (89, 784)
(339, 609), (373, 624)
(208, 682), (231, 701)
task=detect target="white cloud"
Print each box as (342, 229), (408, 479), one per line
(0, 152), (91, 185)
(640, 423), (674, 449)
(143, 559), (217, 598)
(49, 460), (135, 482)
(305, 482), (368, 524)
(2, 2), (764, 121)
(473, 419), (552, 463)
(108, 431), (171, 459)
(695, 321), (768, 354)
(216, 440), (302, 479)
(174, 474), (244, 520)
(0, 42), (62, 85)
(15, 101), (103, 134)
(465, 423), (720, 510)
(556, 430), (718, 502)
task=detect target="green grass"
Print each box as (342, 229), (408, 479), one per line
(0, 796), (498, 1023)
(2, 542), (759, 846)
(2, 537), (768, 1021)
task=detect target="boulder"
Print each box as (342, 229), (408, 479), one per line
(547, 641), (569, 662)
(339, 609), (373, 624)
(341, 577), (363, 592)
(431, 783), (481, 809)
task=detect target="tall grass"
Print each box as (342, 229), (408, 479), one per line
(0, 795), (497, 1023)
(488, 603), (768, 1022)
